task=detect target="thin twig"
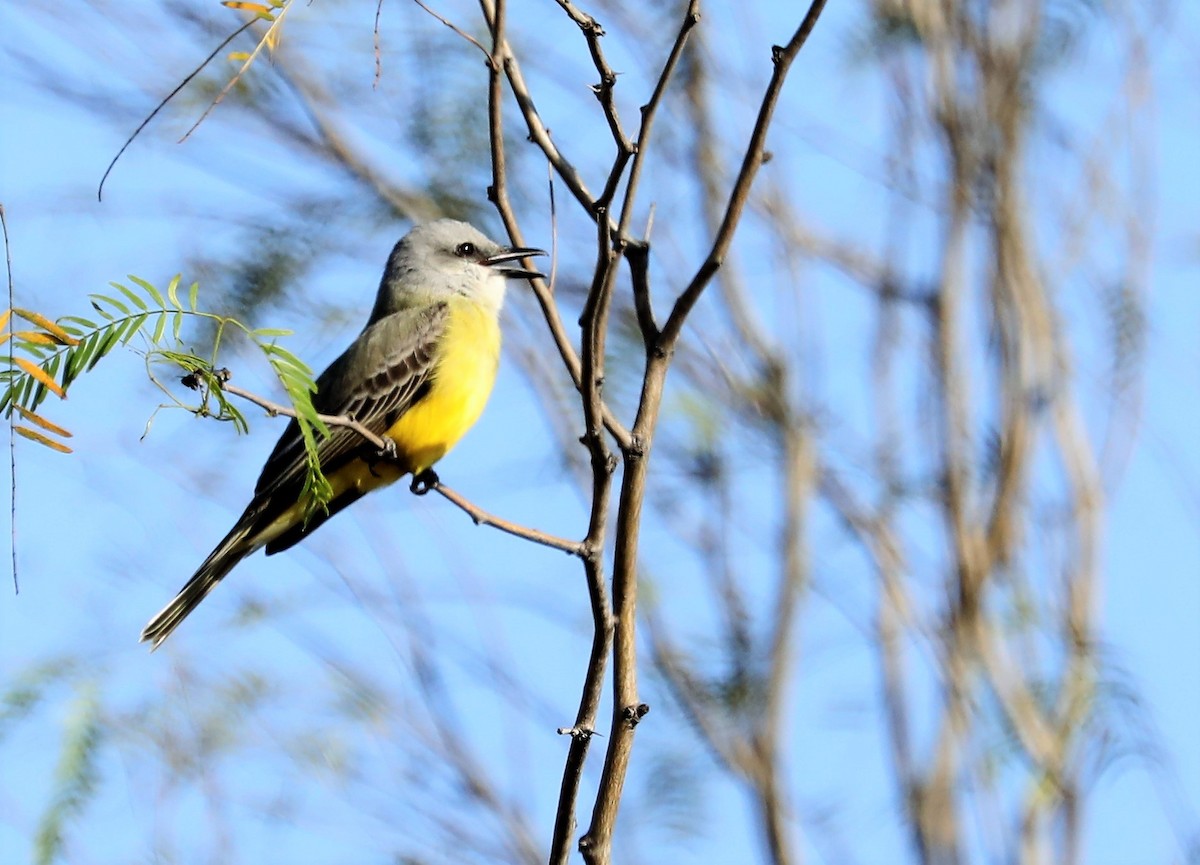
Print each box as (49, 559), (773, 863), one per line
(412, 0), (491, 57)
(178, 5), (296, 145)
(552, 1), (634, 155)
(98, 19), (255, 201)
(217, 379), (579, 555)
(427, 481), (585, 557)
(373, 0), (384, 88)
(608, 0), (700, 350)
(626, 242), (657, 345)
(220, 379), (386, 449)
(615, 0), (699, 239)
(660, 0), (828, 348)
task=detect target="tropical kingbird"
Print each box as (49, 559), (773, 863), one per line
(141, 219), (545, 649)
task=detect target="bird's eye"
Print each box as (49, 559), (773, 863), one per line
(455, 242), (477, 258)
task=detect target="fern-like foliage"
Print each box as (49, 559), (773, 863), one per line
(1, 274), (334, 515)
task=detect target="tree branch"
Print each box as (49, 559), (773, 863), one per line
(216, 379), (580, 556)
(660, 0), (828, 348)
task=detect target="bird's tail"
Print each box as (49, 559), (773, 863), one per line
(140, 522), (258, 650)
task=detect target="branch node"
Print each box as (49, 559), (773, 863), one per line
(771, 44), (785, 65)
(621, 703), (650, 727)
(557, 725), (597, 741)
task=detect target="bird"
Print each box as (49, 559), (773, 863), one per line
(140, 219), (545, 649)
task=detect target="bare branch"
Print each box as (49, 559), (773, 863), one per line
(661, 0), (829, 348)
(218, 379), (577, 555)
(551, 0), (635, 156)
(424, 480), (586, 557)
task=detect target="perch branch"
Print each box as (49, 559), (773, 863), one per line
(215, 379), (581, 555)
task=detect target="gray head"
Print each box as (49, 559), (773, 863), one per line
(370, 219), (544, 321)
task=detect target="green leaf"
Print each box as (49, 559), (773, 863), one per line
(252, 327), (294, 338)
(65, 332), (99, 386)
(119, 313), (148, 345)
(89, 301), (114, 322)
(166, 275), (183, 311)
(45, 351), (63, 384)
(20, 373), (39, 411)
(172, 311), (184, 342)
(151, 311), (168, 344)
(261, 343), (312, 375)
(275, 366), (317, 396)
(59, 316), (98, 331)
(128, 275), (164, 308)
(188, 281), (199, 312)
(114, 282), (149, 312)
(88, 327), (122, 371)
(91, 293), (128, 317)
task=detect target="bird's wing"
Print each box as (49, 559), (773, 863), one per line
(250, 301), (449, 502)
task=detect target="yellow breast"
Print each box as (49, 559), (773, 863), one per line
(384, 299), (502, 475)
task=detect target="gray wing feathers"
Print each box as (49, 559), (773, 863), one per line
(252, 303), (448, 500)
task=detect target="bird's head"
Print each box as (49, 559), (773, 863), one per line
(373, 219), (545, 320)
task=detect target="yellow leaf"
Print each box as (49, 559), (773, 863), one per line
(222, 1), (272, 11)
(0, 309), (11, 333)
(15, 426), (73, 453)
(15, 405), (73, 438)
(228, 51), (252, 62)
(12, 308), (80, 346)
(14, 357), (66, 399)
(15, 330), (64, 346)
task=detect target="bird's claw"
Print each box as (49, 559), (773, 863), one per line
(378, 437), (398, 461)
(410, 468), (439, 495)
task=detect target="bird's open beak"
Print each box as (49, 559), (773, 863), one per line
(484, 246), (546, 280)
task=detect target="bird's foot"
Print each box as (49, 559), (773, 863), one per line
(377, 437), (398, 462)
(410, 468), (440, 495)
